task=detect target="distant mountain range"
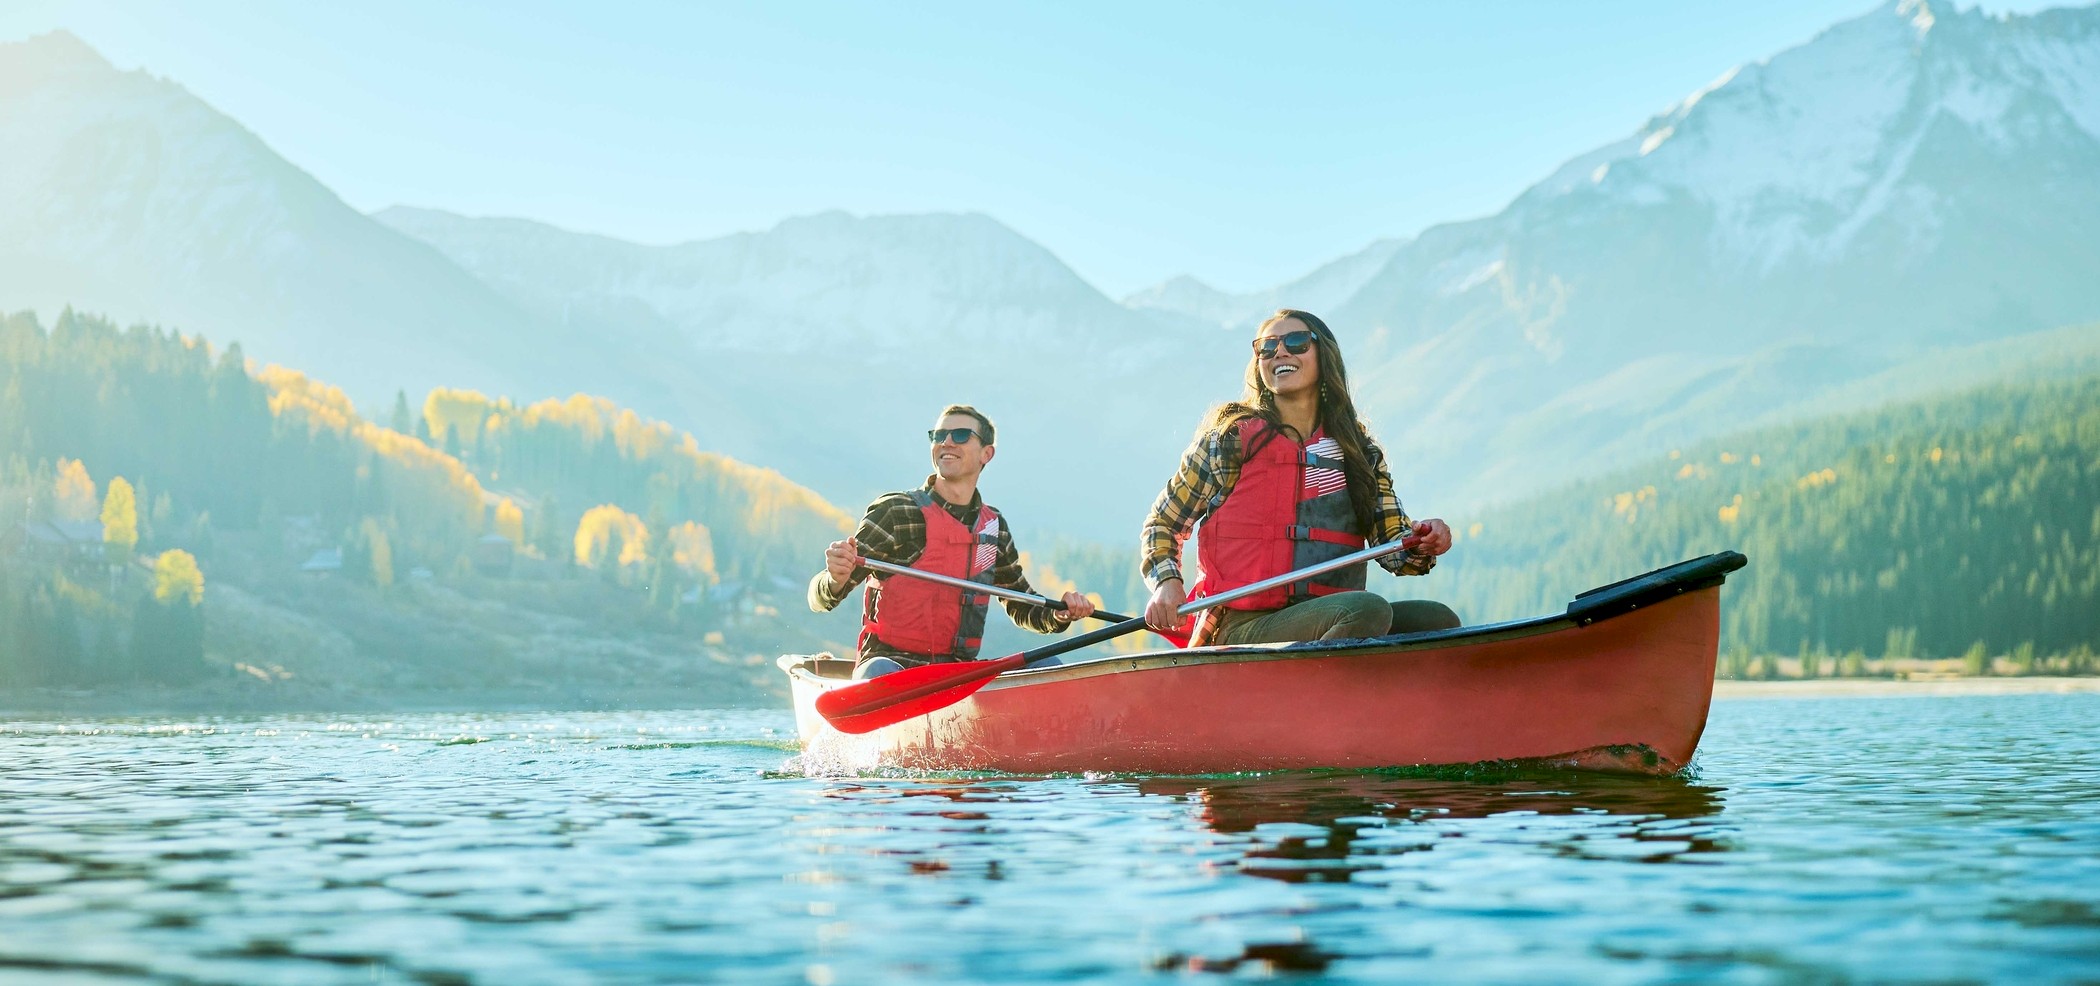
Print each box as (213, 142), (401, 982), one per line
(0, 29), (1232, 540)
(5, 0), (2099, 546)
(361, 205), (1239, 541)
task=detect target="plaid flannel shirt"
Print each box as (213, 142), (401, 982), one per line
(809, 476), (1067, 661)
(1141, 424), (1435, 589)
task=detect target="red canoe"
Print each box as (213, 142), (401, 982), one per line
(781, 552), (1745, 776)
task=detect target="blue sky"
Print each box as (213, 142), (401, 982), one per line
(0, 1), (2061, 296)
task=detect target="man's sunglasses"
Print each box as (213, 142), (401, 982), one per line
(1253, 329), (1316, 360)
(928, 427), (986, 445)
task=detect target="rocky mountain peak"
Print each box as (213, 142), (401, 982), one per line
(0, 30), (112, 79)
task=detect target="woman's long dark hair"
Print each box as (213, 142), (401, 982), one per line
(1198, 309), (1381, 537)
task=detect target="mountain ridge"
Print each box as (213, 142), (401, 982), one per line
(7, 6), (2099, 542)
(1303, 0), (2100, 510)
(0, 29), (643, 418)
(373, 204), (1198, 353)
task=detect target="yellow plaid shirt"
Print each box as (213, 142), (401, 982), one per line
(808, 477), (1068, 662)
(1141, 423), (1435, 589)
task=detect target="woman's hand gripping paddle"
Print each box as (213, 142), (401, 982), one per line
(815, 536), (1421, 734)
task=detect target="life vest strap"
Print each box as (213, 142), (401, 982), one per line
(1287, 524), (1361, 547)
(1204, 521), (1356, 545)
(1289, 580), (1353, 599)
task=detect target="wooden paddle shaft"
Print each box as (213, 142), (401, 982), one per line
(859, 557), (1062, 607)
(858, 557), (1135, 623)
(847, 522), (1081, 604)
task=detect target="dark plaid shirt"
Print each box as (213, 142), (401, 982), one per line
(809, 476), (1068, 661)
(1142, 422), (1436, 589)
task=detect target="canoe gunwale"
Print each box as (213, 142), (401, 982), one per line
(780, 550), (1746, 689)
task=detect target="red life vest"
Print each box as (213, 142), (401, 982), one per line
(1190, 418), (1366, 635)
(859, 490), (1001, 660)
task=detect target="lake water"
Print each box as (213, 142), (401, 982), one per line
(3, 694), (2097, 984)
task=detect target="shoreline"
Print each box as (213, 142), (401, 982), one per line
(0, 685), (782, 719)
(5, 677), (2096, 719)
(1714, 676), (2100, 699)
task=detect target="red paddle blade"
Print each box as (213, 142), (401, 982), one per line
(814, 655), (1027, 734)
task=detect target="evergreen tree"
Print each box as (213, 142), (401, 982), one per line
(1434, 374), (2100, 663)
(390, 390), (413, 435)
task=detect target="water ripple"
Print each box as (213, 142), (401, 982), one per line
(0, 697), (2094, 982)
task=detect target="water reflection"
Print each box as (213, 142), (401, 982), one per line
(1140, 770), (1730, 882)
(10, 702), (2087, 982)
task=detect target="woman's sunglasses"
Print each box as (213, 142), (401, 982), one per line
(928, 427), (985, 445)
(1253, 329), (1316, 360)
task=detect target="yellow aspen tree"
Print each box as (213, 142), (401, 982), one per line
(54, 458), (96, 522)
(260, 367), (357, 433)
(422, 388), (497, 445)
(575, 507), (613, 569)
(153, 550), (206, 606)
(617, 519), (651, 569)
(575, 505), (643, 570)
(495, 498), (525, 544)
(362, 518), (394, 590)
(669, 521), (718, 585)
(101, 477), (139, 566)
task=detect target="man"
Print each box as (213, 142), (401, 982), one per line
(809, 404), (1095, 678)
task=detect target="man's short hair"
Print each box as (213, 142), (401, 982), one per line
(938, 404), (995, 445)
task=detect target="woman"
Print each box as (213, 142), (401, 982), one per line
(1141, 309), (1458, 646)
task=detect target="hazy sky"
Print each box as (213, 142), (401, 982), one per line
(0, 1), (2062, 296)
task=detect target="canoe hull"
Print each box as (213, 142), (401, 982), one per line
(786, 583), (1723, 777)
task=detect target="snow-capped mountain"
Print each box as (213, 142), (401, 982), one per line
(1140, 0), (2100, 509)
(1547, 0), (2100, 275)
(8, 1), (2098, 542)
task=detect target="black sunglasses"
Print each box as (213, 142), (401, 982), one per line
(1253, 329), (1316, 359)
(928, 427), (985, 445)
